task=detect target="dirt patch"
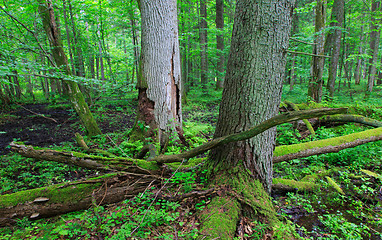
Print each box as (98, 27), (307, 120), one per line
(0, 103), (135, 155)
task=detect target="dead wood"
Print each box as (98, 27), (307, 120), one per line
(320, 114), (382, 128)
(274, 127), (382, 163)
(0, 173), (159, 226)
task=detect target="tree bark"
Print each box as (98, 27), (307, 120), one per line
(215, 0), (224, 89)
(325, 0), (344, 97)
(308, 0), (326, 102)
(200, 0), (297, 238)
(37, 0), (101, 137)
(136, 0), (183, 145)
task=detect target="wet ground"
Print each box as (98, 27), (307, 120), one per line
(0, 103), (135, 155)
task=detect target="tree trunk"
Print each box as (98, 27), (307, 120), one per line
(367, 0), (380, 92)
(354, 24), (365, 85)
(290, 54), (296, 91)
(201, 0), (296, 238)
(308, 0), (326, 103)
(200, 0), (208, 85)
(325, 0), (344, 97)
(136, 0), (183, 145)
(215, 0), (224, 90)
(38, 0), (101, 137)
(68, 0), (85, 78)
(62, 0), (75, 75)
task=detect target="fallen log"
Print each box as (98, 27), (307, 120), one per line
(320, 114), (382, 128)
(0, 172), (159, 226)
(9, 142), (161, 175)
(273, 127), (382, 163)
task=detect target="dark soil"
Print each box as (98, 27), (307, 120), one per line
(0, 103), (135, 155)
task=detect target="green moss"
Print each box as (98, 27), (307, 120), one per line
(166, 157), (205, 170)
(274, 127), (382, 157)
(300, 169), (335, 182)
(360, 169), (382, 180)
(0, 173), (118, 208)
(198, 196), (240, 240)
(272, 178), (318, 191)
(325, 176), (344, 195)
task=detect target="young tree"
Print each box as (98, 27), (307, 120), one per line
(38, 0), (102, 137)
(326, 0), (344, 97)
(201, 0), (296, 237)
(308, 0), (326, 102)
(136, 0), (183, 145)
(367, 0), (380, 92)
(215, 0), (224, 89)
(200, 0), (208, 85)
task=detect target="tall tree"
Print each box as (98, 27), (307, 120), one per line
(136, 0), (183, 146)
(367, 0), (380, 92)
(38, 0), (102, 137)
(201, 0), (296, 238)
(215, 0), (224, 89)
(308, 0), (326, 103)
(325, 0), (344, 97)
(200, 0), (208, 85)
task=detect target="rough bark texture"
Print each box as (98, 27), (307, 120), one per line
(215, 0), (224, 89)
(200, 0), (208, 85)
(308, 0), (326, 102)
(137, 0), (183, 143)
(38, 0), (101, 137)
(367, 0), (380, 92)
(326, 0), (344, 97)
(208, 0), (295, 193)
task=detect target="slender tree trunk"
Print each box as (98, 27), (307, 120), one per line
(130, 13), (140, 83)
(354, 24), (365, 85)
(136, 0), (184, 145)
(215, 0), (224, 89)
(99, 41), (105, 81)
(68, 0), (85, 78)
(12, 70), (21, 99)
(200, 0), (208, 85)
(367, 0), (380, 92)
(290, 54), (296, 91)
(38, 0), (101, 137)
(62, 0), (75, 75)
(308, 0), (326, 102)
(325, 0), (344, 97)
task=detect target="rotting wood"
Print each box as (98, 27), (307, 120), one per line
(274, 127), (382, 163)
(321, 114), (382, 128)
(284, 100), (315, 136)
(0, 173), (159, 226)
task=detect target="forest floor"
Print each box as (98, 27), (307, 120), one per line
(1, 86), (382, 239)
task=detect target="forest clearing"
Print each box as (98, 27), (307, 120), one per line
(1, 0), (382, 239)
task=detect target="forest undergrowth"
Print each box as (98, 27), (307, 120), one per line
(1, 83), (382, 239)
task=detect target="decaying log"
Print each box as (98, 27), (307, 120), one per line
(274, 127), (382, 163)
(321, 114), (382, 128)
(9, 142), (161, 175)
(284, 100), (316, 136)
(152, 108), (347, 163)
(0, 173), (159, 226)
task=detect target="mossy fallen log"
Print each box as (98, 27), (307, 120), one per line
(274, 127), (382, 163)
(272, 178), (318, 192)
(321, 114), (382, 128)
(284, 100), (315, 136)
(0, 173), (158, 226)
(9, 142), (161, 174)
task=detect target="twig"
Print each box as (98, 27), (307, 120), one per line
(17, 104), (58, 123)
(131, 159), (186, 235)
(290, 37), (316, 45)
(286, 50), (331, 58)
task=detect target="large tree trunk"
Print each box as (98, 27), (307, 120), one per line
(215, 0), (224, 90)
(38, 0), (101, 137)
(308, 0), (326, 102)
(326, 0), (344, 97)
(200, 0), (296, 238)
(136, 0), (183, 145)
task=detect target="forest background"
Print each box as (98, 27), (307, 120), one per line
(1, 0), (382, 239)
